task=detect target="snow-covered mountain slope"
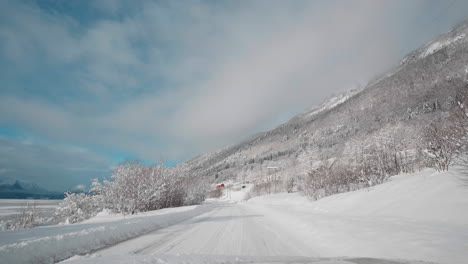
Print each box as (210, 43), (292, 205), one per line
(401, 21), (468, 65)
(179, 19), (468, 185)
(297, 89), (361, 119)
(41, 169), (468, 264)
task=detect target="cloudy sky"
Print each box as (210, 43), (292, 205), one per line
(1, 0), (467, 191)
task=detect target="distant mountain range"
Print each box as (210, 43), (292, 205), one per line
(0, 179), (64, 199)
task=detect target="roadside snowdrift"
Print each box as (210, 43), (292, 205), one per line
(0, 203), (216, 263)
(245, 169), (468, 264)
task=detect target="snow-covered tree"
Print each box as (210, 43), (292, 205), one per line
(55, 192), (102, 224)
(89, 161), (207, 215)
(421, 116), (463, 172)
(54, 160), (208, 222)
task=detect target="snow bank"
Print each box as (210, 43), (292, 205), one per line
(245, 169), (468, 264)
(0, 203), (216, 263)
(248, 169), (468, 224)
(308, 169), (468, 223)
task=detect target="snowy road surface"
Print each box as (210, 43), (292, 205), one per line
(94, 203), (313, 257)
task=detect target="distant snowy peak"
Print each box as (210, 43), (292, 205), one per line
(0, 178), (64, 199)
(0, 179), (43, 192)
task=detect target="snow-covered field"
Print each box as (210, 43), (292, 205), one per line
(0, 199), (61, 221)
(1, 169), (467, 264)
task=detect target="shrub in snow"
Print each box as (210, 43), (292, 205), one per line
(90, 162), (161, 214)
(303, 159), (390, 201)
(53, 161), (208, 222)
(13, 202), (39, 229)
(90, 161), (207, 215)
(304, 161), (349, 200)
(0, 202), (46, 231)
(55, 192), (102, 224)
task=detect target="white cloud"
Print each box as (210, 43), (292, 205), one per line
(73, 184), (86, 191)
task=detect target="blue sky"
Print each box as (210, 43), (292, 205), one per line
(1, 0), (468, 191)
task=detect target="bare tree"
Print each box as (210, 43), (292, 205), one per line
(450, 87), (468, 180)
(421, 120), (457, 171)
(283, 176), (295, 193)
(421, 98), (468, 172)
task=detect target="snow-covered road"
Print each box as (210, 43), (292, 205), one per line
(94, 202), (313, 257)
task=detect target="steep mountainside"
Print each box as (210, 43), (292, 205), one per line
(179, 20), (468, 184)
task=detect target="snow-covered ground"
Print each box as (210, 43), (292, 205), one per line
(0, 202), (217, 263)
(244, 169), (468, 264)
(1, 169), (467, 264)
(0, 199), (61, 221)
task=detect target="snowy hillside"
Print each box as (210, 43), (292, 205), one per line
(179, 19), (468, 189)
(298, 89), (361, 119)
(401, 21), (468, 65)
